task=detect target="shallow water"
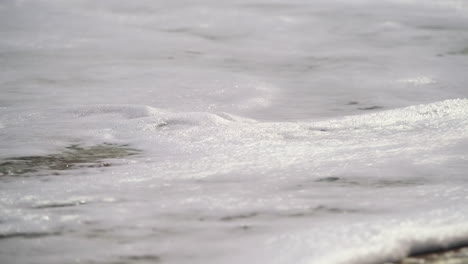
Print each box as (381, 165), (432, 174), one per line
(1, 0), (468, 264)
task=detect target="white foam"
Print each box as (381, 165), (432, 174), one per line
(1, 100), (468, 263)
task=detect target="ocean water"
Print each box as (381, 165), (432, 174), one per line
(1, 0), (468, 263)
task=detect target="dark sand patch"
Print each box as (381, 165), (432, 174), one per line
(0, 231), (62, 240)
(358, 106), (383, 111)
(219, 206), (360, 222)
(220, 212), (259, 222)
(314, 176), (424, 188)
(388, 246), (468, 264)
(448, 47), (468, 56)
(122, 255), (162, 262)
(32, 200), (88, 209)
(0, 143), (140, 176)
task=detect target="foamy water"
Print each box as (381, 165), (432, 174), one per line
(1, 0), (468, 263)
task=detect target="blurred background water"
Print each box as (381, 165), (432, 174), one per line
(1, 0), (468, 120)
